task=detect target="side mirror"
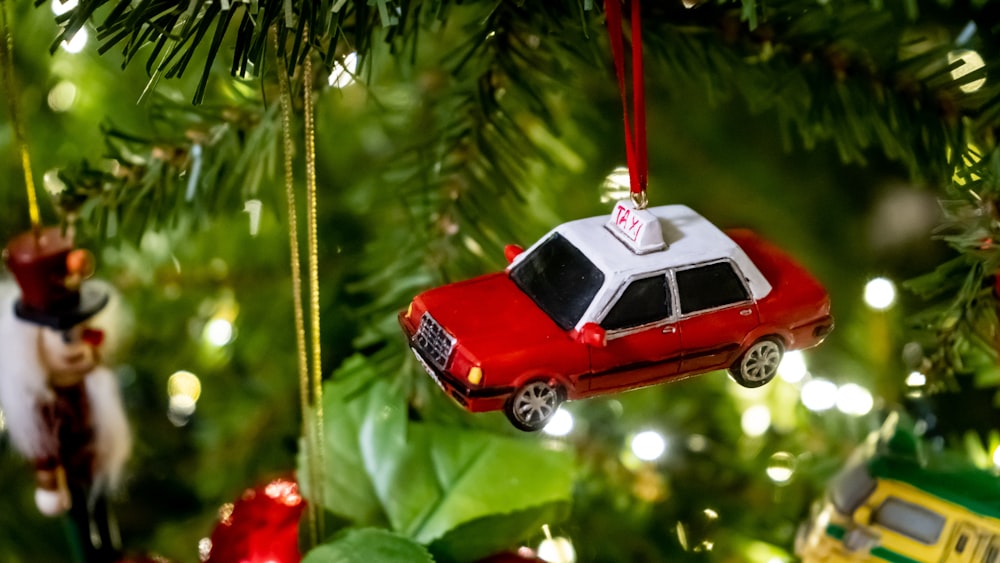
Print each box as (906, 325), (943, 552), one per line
(853, 505), (872, 525)
(504, 244), (524, 264)
(576, 322), (606, 348)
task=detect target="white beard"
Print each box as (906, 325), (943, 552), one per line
(0, 281), (131, 495)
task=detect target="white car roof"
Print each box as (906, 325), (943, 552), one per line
(552, 204), (772, 300)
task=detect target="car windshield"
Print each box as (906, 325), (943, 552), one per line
(510, 233), (605, 330)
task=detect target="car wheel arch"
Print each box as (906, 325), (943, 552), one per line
(504, 377), (567, 432)
(729, 335), (785, 388)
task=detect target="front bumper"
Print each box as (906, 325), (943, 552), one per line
(398, 311), (512, 413)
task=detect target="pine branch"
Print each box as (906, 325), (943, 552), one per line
(50, 91), (280, 240)
(349, 1), (595, 398)
(641, 0), (998, 178)
(904, 146), (1000, 388)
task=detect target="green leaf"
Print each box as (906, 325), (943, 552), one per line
(302, 528), (435, 563)
(300, 355), (576, 560)
(429, 503), (570, 562)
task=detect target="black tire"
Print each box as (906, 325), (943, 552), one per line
(504, 380), (563, 432)
(729, 337), (783, 388)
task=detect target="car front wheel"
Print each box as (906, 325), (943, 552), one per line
(730, 337), (783, 388)
(505, 380), (562, 432)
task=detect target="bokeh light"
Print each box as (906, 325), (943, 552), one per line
(777, 350), (807, 383)
(167, 370), (202, 426)
(51, 0), (78, 15)
(47, 80), (78, 112)
(631, 430), (667, 461)
(538, 536), (576, 563)
(60, 28), (88, 54)
(204, 318), (234, 347)
(905, 371), (926, 387)
(600, 166), (631, 203)
(800, 379), (837, 411)
(766, 452), (796, 484)
(836, 383), (874, 416)
(863, 277), (896, 311)
(741, 405), (771, 437)
(329, 52), (359, 88)
(947, 49), (987, 93)
(543, 408), (574, 437)
(993, 445), (1000, 468)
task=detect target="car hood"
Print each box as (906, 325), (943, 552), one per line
(414, 272), (571, 361)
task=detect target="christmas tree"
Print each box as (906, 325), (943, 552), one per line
(0, 0), (998, 561)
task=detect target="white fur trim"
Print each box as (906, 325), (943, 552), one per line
(0, 283), (58, 461)
(86, 365), (131, 493)
(35, 487), (70, 516)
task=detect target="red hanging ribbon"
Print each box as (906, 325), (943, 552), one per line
(605, 0), (647, 203)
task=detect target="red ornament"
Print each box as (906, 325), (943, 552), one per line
(400, 202), (833, 431)
(477, 550), (546, 563)
(204, 477), (306, 563)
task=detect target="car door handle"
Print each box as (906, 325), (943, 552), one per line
(739, 309), (753, 316)
(662, 326), (676, 334)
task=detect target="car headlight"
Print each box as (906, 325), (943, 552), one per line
(467, 366), (483, 385)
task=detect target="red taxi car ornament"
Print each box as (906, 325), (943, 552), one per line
(400, 202), (833, 431)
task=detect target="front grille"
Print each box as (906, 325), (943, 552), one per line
(413, 313), (456, 371)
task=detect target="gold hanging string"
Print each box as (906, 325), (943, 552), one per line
(0, 0), (41, 231)
(302, 37), (327, 542)
(273, 27), (318, 548)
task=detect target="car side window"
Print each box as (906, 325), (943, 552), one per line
(676, 262), (750, 315)
(601, 275), (671, 331)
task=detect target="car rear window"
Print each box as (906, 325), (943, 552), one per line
(676, 262), (749, 315)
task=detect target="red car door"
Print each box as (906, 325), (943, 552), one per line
(586, 274), (683, 394)
(673, 261), (759, 373)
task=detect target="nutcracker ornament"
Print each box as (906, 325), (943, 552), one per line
(0, 227), (131, 562)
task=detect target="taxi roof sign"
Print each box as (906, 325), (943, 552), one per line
(605, 200), (667, 254)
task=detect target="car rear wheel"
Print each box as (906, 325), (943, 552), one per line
(505, 380), (563, 432)
(730, 337), (783, 388)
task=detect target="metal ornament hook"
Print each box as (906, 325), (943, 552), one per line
(631, 190), (648, 210)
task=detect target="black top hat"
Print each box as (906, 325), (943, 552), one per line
(3, 227), (109, 331)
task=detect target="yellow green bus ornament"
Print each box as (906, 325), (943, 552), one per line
(797, 414), (1000, 563)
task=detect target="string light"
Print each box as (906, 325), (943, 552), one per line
(631, 430), (667, 461)
(947, 49), (986, 93)
(47, 80), (77, 112)
(50, 0), (78, 15)
(741, 405), (771, 437)
(905, 371), (926, 387)
(600, 166), (631, 203)
(204, 318), (234, 347)
(328, 52), (358, 88)
(766, 452), (796, 484)
(777, 350), (807, 383)
(60, 28), (88, 54)
(543, 408), (574, 437)
(863, 277), (896, 311)
(538, 536), (576, 563)
(836, 383), (874, 416)
(167, 370), (202, 426)
(800, 379), (837, 411)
